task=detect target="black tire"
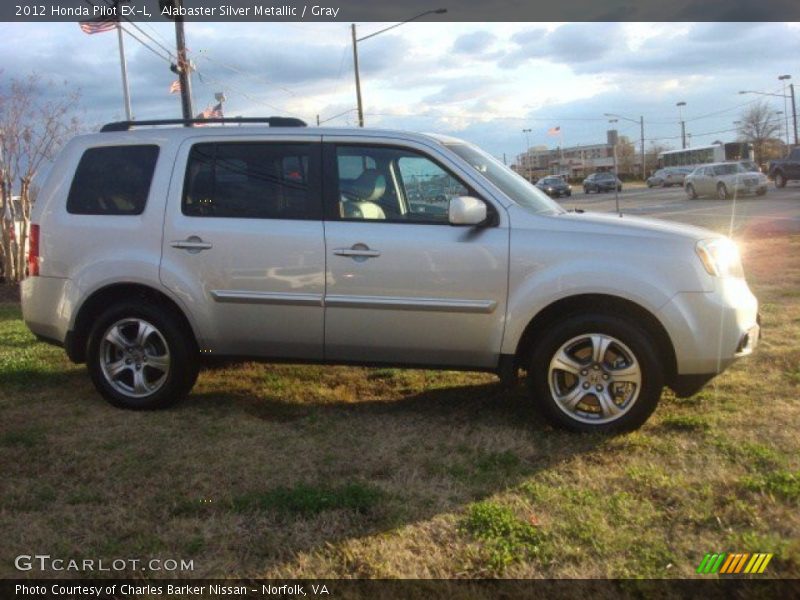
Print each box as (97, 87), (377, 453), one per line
(774, 172), (787, 188)
(756, 187), (767, 196)
(717, 183), (729, 200)
(686, 184), (697, 200)
(86, 301), (199, 409)
(584, 186), (591, 194)
(528, 313), (664, 433)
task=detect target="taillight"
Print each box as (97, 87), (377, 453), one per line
(27, 224), (39, 277)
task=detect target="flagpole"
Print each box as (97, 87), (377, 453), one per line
(116, 24), (133, 121)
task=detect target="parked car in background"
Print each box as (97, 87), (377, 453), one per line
(647, 167), (692, 188)
(535, 176), (572, 197)
(767, 147), (800, 187)
(583, 172), (622, 193)
(685, 162), (768, 199)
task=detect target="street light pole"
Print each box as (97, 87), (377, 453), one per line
(522, 128), (532, 182)
(676, 101), (687, 149)
(603, 112), (646, 180)
(790, 83), (798, 146)
(779, 75), (791, 146)
(351, 24), (364, 128)
(351, 8), (447, 128)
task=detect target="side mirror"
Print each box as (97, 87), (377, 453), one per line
(448, 196), (487, 226)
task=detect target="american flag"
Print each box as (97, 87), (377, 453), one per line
(169, 80), (182, 94)
(79, 19), (117, 35)
(547, 126), (561, 136)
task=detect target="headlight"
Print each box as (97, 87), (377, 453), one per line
(695, 238), (744, 278)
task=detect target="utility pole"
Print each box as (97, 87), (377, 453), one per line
(351, 24), (364, 128)
(173, 0), (193, 122)
(639, 115), (645, 180)
(791, 83), (798, 146)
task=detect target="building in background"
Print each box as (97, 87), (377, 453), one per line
(514, 137), (640, 181)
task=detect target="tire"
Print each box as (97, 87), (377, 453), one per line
(86, 301), (199, 409)
(756, 187), (767, 196)
(584, 187), (591, 194)
(717, 183), (729, 200)
(774, 172), (787, 188)
(686, 184), (697, 200)
(528, 313), (664, 433)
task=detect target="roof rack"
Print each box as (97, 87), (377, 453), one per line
(100, 117), (308, 132)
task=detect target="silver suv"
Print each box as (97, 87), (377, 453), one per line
(21, 118), (760, 432)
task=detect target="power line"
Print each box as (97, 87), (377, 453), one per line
(98, 0), (176, 59)
(193, 68), (303, 118)
(193, 51), (298, 97)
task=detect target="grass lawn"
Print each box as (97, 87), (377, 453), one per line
(0, 234), (798, 579)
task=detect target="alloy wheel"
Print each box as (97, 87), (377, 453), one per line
(547, 333), (642, 425)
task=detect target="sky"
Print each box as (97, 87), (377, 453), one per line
(1, 21), (799, 163)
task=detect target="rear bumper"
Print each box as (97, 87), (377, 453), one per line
(20, 276), (70, 345)
(658, 277), (759, 375)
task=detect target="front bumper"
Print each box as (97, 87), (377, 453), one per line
(658, 277), (759, 375)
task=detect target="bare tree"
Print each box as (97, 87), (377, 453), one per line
(0, 75), (81, 282)
(616, 136), (636, 177)
(645, 142), (672, 175)
(737, 100), (782, 166)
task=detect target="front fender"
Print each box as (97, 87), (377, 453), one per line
(501, 261), (676, 355)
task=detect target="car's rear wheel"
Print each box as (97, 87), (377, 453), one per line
(528, 314), (664, 433)
(717, 183), (730, 200)
(686, 184), (697, 200)
(774, 172), (787, 188)
(87, 301), (198, 409)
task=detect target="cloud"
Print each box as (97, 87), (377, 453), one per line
(452, 31), (496, 55)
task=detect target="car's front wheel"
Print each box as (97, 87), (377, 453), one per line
(86, 301), (199, 409)
(686, 184), (697, 200)
(774, 172), (787, 188)
(717, 183), (730, 200)
(528, 313), (664, 433)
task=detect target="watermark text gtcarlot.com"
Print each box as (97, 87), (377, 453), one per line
(15, 554), (194, 572)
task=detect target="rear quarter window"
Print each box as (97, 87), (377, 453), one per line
(66, 145), (160, 215)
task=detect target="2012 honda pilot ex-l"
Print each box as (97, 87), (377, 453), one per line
(21, 120), (760, 432)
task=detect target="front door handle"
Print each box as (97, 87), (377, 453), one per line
(171, 236), (213, 253)
(333, 243), (381, 260)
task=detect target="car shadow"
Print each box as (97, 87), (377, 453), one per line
(161, 374), (607, 574)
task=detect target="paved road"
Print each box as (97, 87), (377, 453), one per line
(556, 182), (800, 236)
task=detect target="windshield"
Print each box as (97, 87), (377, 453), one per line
(715, 164), (743, 175)
(446, 143), (563, 215)
(543, 178), (561, 184)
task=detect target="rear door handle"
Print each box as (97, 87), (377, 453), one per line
(333, 244), (381, 260)
(171, 236), (213, 252)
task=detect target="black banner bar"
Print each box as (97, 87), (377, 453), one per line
(4, 0), (800, 22)
(3, 578), (800, 600)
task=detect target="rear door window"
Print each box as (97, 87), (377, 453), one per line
(66, 145), (159, 215)
(182, 142), (321, 220)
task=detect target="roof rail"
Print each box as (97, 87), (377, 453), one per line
(100, 117), (308, 132)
